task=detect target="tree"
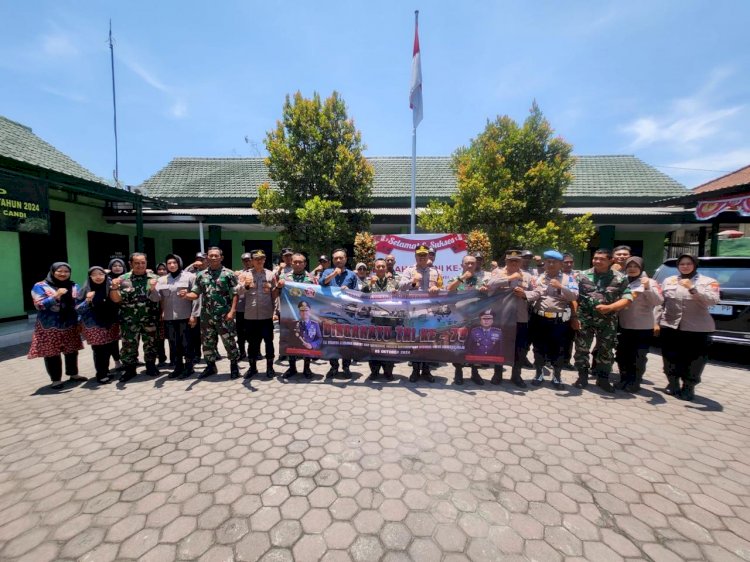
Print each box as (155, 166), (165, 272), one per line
(419, 102), (595, 257)
(253, 91), (374, 259)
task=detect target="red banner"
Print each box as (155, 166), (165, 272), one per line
(695, 193), (750, 220)
(374, 234), (467, 254)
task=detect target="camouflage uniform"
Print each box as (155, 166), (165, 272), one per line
(190, 267), (240, 363)
(118, 272), (160, 368)
(574, 268), (632, 385)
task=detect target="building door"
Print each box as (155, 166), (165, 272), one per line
(133, 236), (156, 270)
(172, 239), (233, 269)
(88, 231), (129, 269)
(19, 210), (67, 311)
(244, 240), (273, 269)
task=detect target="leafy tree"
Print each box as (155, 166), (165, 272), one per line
(419, 102), (595, 257)
(253, 91), (374, 258)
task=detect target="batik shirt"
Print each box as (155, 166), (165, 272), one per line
(118, 272), (160, 324)
(191, 267), (237, 320)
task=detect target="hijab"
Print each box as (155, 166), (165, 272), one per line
(624, 256), (644, 283)
(676, 253), (698, 279)
(81, 266), (118, 326)
(108, 258), (126, 279)
(45, 262), (76, 322)
(165, 253), (183, 279)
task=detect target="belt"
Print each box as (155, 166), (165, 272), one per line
(534, 309), (571, 321)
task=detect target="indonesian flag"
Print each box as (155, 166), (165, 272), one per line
(409, 14), (423, 128)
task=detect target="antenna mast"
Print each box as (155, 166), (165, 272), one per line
(109, 20), (120, 187)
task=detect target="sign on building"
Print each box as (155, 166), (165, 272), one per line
(0, 171), (50, 234)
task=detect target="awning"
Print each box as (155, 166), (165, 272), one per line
(695, 193), (750, 220)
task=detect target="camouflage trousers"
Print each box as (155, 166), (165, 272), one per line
(574, 318), (618, 376)
(120, 320), (158, 366)
(201, 313), (239, 363)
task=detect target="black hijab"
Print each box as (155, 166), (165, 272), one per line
(624, 256), (644, 283)
(45, 262), (76, 322)
(165, 253), (184, 279)
(677, 253), (698, 279)
(108, 258), (126, 279)
(81, 266), (118, 326)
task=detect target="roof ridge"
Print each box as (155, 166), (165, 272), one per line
(692, 163), (750, 192)
(0, 115), (33, 132)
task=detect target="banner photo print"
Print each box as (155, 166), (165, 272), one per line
(279, 282), (517, 364)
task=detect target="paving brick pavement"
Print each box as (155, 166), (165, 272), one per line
(0, 338), (749, 562)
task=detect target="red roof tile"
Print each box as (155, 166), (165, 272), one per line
(692, 164), (750, 194)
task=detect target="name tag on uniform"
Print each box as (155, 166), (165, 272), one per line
(543, 312), (556, 318)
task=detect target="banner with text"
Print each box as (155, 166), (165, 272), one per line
(279, 282), (517, 364)
(373, 233), (467, 280)
(0, 170), (50, 234)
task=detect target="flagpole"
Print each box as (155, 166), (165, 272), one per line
(410, 10), (419, 235)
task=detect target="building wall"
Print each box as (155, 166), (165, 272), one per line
(0, 231), (24, 318)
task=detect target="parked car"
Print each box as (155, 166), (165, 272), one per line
(653, 257), (750, 346)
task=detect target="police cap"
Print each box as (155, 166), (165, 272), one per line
(505, 249), (523, 260)
(415, 244), (430, 255)
(250, 249), (266, 259)
(542, 250), (564, 261)
(241, 252), (252, 260)
(281, 247), (294, 256)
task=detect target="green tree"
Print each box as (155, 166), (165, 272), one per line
(419, 102), (595, 257)
(253, 91), (374, 258)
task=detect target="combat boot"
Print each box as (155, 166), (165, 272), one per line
(470, 366), (484, 386)
(409, 366), (420, 383)
(490, 366), (503, 385)
(302, 359), (314, 379)
(284, 360), (298, 379)
(551, 368), (564, 390)
(678, 382), (695, 401)
(453, 366), (464, 385)
(383, 363), (394, 381)
(531, 368), (544, 386)
(120, 365), (137, 383)
(182, 362), (194, 378)
(510, 365), (526, 388)
(145, 361), (159, 377)
(245, 361), (258, 379)
(368, 364), (380, 381)
(664, 376), (680, 396)
(266, 358), (276, 378)
(230, 361), (240, 379)
(596, 376), (615, 393)
(199, 362), (217, 378)
(574, 370), (588, 389)
(421, 364), (435, 383)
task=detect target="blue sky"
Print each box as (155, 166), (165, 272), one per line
(1, 1), (749, 190)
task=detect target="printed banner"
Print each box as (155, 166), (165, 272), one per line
(0, 170), (50, 234)
(279, 282), (517, 364)
(373, 233), (467, 279)
(695, 194), (750, 220)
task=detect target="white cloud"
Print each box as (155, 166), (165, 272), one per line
(40, 31), (79, 58)
(669, 147), (750, 174)
(170, 99), (188, 119)
(119, 55), (169, 93)
(40, 85), (87, 103)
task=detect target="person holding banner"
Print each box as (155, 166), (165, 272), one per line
(489, 249), (534, 387)
(448, 254), (488, 385)
(277, 253), (317, 378)
(399, 244), (441, 383)
(524, 251), (579, 390)
(320, 248), (358, 378)
(362, 258), (399, 381)
(385, 255), (400, 283)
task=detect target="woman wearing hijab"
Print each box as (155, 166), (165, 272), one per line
(76, 266), (120, 383)
(615, 257), (663, 392)
(658, 254), (720, 401)
(28, 262), (85, 389)
(107, 258), (126, 370)
(154, 262), (170, 366)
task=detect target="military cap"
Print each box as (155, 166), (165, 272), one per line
(428, 246), (437, 255)
(542, 250), (564, 261)
(298, 300), (311, 311)
(250, 249), (266, 259)
(318, 255), (329, 262)
(195, 252), (207, 260)
(415, 244), (430, 255)
(505, 249), (523, 260)
(473, 252), (484, 259)
(521, 250), (534, 258)
(241, 252), (252, 260)
(282, 247), (294, 256)
(480, 309), (495, 317)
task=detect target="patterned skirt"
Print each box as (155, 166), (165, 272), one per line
(28, 322), (84, 359)
(83, 323), (121, 347)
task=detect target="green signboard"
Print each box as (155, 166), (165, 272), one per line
(0, 170), (50, 234)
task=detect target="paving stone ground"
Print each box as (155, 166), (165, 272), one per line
(0, 337), (749, 562)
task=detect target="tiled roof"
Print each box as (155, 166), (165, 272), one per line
(0, 115), (111, 186)
(139, 154), (688, 202)
(692, 164), (750, 194)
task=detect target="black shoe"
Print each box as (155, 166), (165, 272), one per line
(326, 368), (337, 379)
(574, 374), (588, 389)
(244, 367), (257, 379)
(552, 372), (564, 390)
(531, 370), (544, 386)
(664, 377), (680, 396)
(120, 366), (137, 383)
(383, 368), (394, 381)
(283, 367), (297, 379)
(230, 361), (240, 379)
(342, 367), (352, 379)
(596, 377), (615, 393)
(409, 370), (420, 383)
(678, 383), (695, 401)
(624, 383), (641, 393)
(182, 364), (194, 379)
(303, 368), (313, 379)
(199, 362), (217, 378)
(168, 367), (183, 379)
(511, 374), (527, 388)
(422, 369), (435, 383)
(454, 367), (464, 385)
(490, 371), (502, 385)
(470, 369), (484, 386)
(145, 361), (159, 377)
(96, 375), (112, 384)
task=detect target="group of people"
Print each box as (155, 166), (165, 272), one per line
(28, 243), (719, 402)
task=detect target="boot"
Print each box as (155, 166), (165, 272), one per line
(368, 364), (380, 381)
(409, 366), (420, 383)
(510, 365), (526, 388)
(531, 368), (544, 386)
(383, 364), (394, 381)
(302, 359), (313, 379)
(199, 362), (217, 378)
(596, 376), (614, 393)
(145, 361), (159, 377)
(230, 361), (240, 379)
(551, 368), (564, 390)
(421, 364), (435, 383)
(678, 381), (695, 401)
(574, 371), (588, 389)
(266, 358), (276, 378)
(326, 366), (338, 379)
(284, 360), (298, 379)
(490, 366), (503, 385)
(342, 361), (352, 378)
(664, 376), (680, 396)
(169, 359), (184, 379)
(245, 361), (258, 379)
(453, 366), (464, 385)
(470, 366), (484, 386)
(120, 365), (137, 383)
(182, 362), (194, 379)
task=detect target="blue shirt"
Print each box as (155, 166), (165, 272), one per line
(320, 268), (358, 289)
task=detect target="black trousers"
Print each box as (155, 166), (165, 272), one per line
(616, 328), (652, 385)
(530, 315), (567, 368)
(246, 318), (274, 362)
(165, 319), (195, 366)
(514, 322), (529, 367)
(92, 342), (117, 379)
(236, 311), (247, 355)
(661, 327), (711, 385)
(43, 352), (79, 382)
(330, 358), (351, 369)
(188, 318), (202, 360)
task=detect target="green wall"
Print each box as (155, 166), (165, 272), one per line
(0, 231), (24, 318)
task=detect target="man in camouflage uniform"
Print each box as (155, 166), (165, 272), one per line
(185, 246), (240, 379)
(276, 252), (316, 378)
(573, 248), (632, 392)
(109, 252), (160, 383)
(362, 258), (399, 381)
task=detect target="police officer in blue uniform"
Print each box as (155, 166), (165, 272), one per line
(291, 300), (322, 378)
(465, 309), (504, 358)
